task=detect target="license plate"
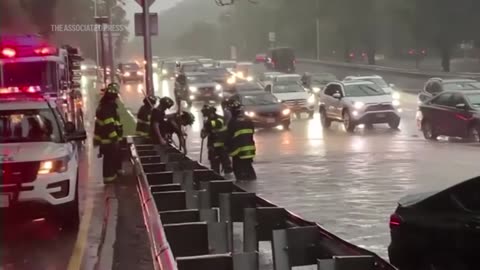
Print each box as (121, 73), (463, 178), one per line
(376, 113), (386, 118)
(266, 118), (275, 123)
(0, 194), (10, 208)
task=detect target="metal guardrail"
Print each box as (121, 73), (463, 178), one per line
(127, 136), (396, 270)
(299, 58), (480, 79)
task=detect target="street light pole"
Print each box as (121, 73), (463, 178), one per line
(315, 0), (320, 60)
(94, 0), (100, 67)
(106, 0), (115, 84)
(142, 0), (153, 96)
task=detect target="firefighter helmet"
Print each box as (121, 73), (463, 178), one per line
(144, 96), (157, 106)
(201, 105), (216, 116)
(179, 111), (195, 126)
(159, 96), (174, 109)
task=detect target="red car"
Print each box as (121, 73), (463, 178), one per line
(255, 53), (266, 63)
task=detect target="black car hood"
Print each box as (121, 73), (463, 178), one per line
(398, 191), (437, 207)
(245, 103), (284, 113)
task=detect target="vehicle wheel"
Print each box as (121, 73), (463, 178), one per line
(343, 111), (356, 132)
(57, 172), (80, 232)
(422, 120), (438, 141)
(320, 109), (331, 128)
(365, 123), (374, 129)
(388, 118), (400, 129)
(308, 112), (314, 119)
(282, 121), (290, 130)
(467, 125), (480, 143)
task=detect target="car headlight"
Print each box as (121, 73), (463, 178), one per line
(38, 157), (69, 175)
(237, 72), (244, 78)
(189, 86), (198, 93)
(312, 87), (321, 93)
(245, 111), (255, 117)
(307, 95), (315, 104)
(81, 65), (86, 71)
(392, 91), (400, 100)
(392, 100), (401, 107)
(162, 69), (167, 75)
(137, 71), (143, 76)
(215, 84), (222, 91)
(246, 76), (253, 81)
(353, 101), (365, 109)
(227, 77), (236, 84)
(282, 108), (291, 116)
(124, 72), (130, 77)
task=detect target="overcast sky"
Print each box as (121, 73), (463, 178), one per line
(124, 0), (179, 39)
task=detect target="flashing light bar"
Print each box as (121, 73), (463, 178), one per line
(0, 46), (58, 58)
(0, 86), (42, 94)
(34, 47), (57, 55)
(1, 47), (16, 58)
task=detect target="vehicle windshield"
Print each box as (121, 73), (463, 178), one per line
(0, 109), (61, 143)
(466, 93), (480, 108)
(182, 64), (201, 72)
(242, 93), (278, 105)
(312, 74), (337, 85)
(362, 78), (389, 88)
(277, 76), (301, 82)
(218, 62), (236, 68)
(204, 69), (229, 77)
(344, 83), (386, 97)
(443, 82), (480, 91)
(1, 62), (57, 92)
(273, 82), (305, 93)
(187, 74), (212, 83)
(123, 63), (140, 70)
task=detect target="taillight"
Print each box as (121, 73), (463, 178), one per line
(2, 47), (16, 58)
(389, 213), (402, 229)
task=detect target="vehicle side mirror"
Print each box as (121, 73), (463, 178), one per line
(332, 92), (342, 99)
(455, 103), (467, 110)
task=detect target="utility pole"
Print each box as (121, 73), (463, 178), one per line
(106, 0), (115, 83)
(142, 0), (153, 96)
(315, 0), (320, 60)
(94, 0), (100, 68)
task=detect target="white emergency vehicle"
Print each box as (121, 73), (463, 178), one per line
(0, 91), (86, 229)
(0, 35), (85, 132)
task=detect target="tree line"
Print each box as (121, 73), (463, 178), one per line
(175, 0), (480, 72)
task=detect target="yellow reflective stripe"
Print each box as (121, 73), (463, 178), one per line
(230, 145), (256, 157)
(213, 126), (227, 133)
(115, 121), (122, 126)
(239, 154), (255, 159)
(214, 142), (224, 147)
(218, 118), (224, 125)
(108, 131), (118, 138)
(211, 120), (216, 128)
(104, 175), (117, 182)
(136, 131), (150, 136)
(234, 129), (254, 138)
(96, 117), (115, 126)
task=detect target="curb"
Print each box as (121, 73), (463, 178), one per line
(299, 58), (480, 79)
(95, 183), (118, 270)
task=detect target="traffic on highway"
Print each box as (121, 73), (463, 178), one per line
(1, 3), (480, 269)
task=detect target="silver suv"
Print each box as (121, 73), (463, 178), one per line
(319, 81), (402, 132)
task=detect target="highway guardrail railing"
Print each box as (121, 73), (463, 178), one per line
(299, 58), (480, 80)
(127, 136), (396, 270)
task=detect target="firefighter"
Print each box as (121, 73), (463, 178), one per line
(174, 64), (188, 110)
(221, 99), (232, 126)
(136, 95), (157, 139)
(201, 105), (233, 177)
(150, 96), (175, 145)
(94, 84), (123, 184)
(225, 100), (257, 181)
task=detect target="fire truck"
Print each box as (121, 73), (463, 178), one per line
(0, 35), (85, 132)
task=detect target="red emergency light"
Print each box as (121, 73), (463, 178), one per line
(1, 47), (16, 58)
(34, 46), (57, 55)
(0, 85), (41, 94)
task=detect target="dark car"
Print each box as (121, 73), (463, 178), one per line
(418, 90), (480, 142)
(388, 176), (480, 270)
(232, 91), (291, 129)
(118, 63), (143, 83)
(418, 78), (480, 104)
(224, 81), (264, 98)
(265, 47), (295, 73)
(301, 72), (338, 95)
(180, 61), (202, 73)
(184, 72), (223, 106)
(160, 60), (177, 80)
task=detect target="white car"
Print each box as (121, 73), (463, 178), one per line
(265, 81), (315, 118)
(0, 92), (86, 230)
(344, 75), (400, 99)
(273, 74), (302, 84)
(216, 60), (237, 71)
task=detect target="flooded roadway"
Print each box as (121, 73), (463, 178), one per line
(120, 63), (480, 259)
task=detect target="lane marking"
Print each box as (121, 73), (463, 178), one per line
(67, 193), (95, 270)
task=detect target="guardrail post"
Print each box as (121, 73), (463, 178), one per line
(244, 207), (287, 253)
(272, 226), (326, 270)
(317, 255), (375, 270)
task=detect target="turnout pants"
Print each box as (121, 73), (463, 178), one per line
(100, 143), (122, 183)
(232, 157), (256, 181)
(208, 147), (233, 174)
